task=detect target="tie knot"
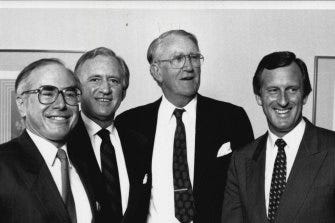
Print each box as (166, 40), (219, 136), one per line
(97, 128), (110, 141)
(173, 108), (185, 120)
(56, 149), (68, 161)
(275, 138), (287, 149)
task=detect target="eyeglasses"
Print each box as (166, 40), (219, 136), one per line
(155, 53), (204, 69)
(21, 85), (81, 106)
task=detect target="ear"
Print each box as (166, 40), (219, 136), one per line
(303, 95), (308, 105)
(16, 95), (27, 118)
(150, 63), (163, 84)
(121, 89), (127, 101)
(255, 94), (263, 106)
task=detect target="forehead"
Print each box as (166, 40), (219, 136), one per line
(78, 55), (121, 77)
(27, 63), (75, 88)
(156, 34), (199, 58)
(260, 62), (303, 87)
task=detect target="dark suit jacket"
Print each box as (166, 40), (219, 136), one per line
(0, 130), (99, 223)
(67, 116), (151, 223)
(115, 94), (254, 223)
(221, 118), (335, 223)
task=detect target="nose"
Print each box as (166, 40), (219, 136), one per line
(183, 55), (194, 71)
(53, 92), (66, 109)
(99, 79), (112, 94)
(277, 91), (289, 107)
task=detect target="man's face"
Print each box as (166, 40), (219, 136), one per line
(17, 63), (79, 145)
(77, 55), (124, 126)
(256, 62), (308, 137)
(153, 34), (201, 106)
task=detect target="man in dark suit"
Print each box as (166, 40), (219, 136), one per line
(0, 58), (99, 222)
(222, 51), (335, 223)
(68, 47), (150, 223)
(116, 30), (254, 223)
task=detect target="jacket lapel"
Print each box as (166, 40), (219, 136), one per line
(246, 133), (268, 223)
(193, 95), (218, 192)
(276, 120), (327, 222)
(68, 116), (103, 218)
(17, 131), (70, 222)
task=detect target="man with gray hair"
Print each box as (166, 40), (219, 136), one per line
(68, 47), (150, 223)
(116, 30), (254, 223)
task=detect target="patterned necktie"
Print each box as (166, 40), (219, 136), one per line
(57, 149), (77, 223)
(97, 128), (122, 222)
(268, 138), (287, 222)
(173, 108), (195, 223)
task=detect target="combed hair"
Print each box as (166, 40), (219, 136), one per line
(15, 58), (78, 93)
(253, 51), (312, 98)
(147, 29), (199, 64)
(74, 47), (129, 91)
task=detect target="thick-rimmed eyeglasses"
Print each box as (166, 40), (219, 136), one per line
(21, 85), (81, 106)
(155, 53), (204, 69)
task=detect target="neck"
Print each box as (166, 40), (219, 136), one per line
(164, 93), (195, 108)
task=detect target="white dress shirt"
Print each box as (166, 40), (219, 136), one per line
(265, 119), (306, 215)
(147, 95), (197, 223)
(81, 112), (129, 213)
(27, 129), (92, 223)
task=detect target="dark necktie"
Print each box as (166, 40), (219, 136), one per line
(97, 128), (122, 222)
(57, 149), (77, 223)
(173, 108), (195, 223)
(268, 138), (287, 222)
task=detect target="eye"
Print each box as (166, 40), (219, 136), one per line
(267, 88), (278, 94)
(173, 55), (185, 62)
(88, 77), (101, 82)
(287, 87), (299, 93)
(109, 78), (120, 85)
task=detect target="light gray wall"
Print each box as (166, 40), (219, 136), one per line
(1, 3), (335, 137)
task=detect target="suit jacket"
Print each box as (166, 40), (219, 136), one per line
(67, 116), (151, 223)
(115, 94), (254, 223)
(221, 118), (335, 223)
(0, 130), (99, 223)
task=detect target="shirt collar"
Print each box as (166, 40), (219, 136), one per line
(160, 94), (197, 122)
(268, 118), (306, 149)
(26, 129), (72, 167)
(81, 111), (115, 136)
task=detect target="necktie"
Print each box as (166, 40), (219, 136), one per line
(173, 108), (195, 223)
(97, 128), (122, 222)
(268, 138), (287, 222)
(57, 149), (77, 223)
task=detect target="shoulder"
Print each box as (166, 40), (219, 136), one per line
(0, 137), (22, 169)
(233, 134), (266, 159)
(115, 99), (161, 124)
(198, 95), (247, 115)
(312, 124), (335, 148)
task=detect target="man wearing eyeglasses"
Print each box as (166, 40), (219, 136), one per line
(67, 47), (151, 223)
(0, 58), (98, 223)
(116, 29), (254, 223)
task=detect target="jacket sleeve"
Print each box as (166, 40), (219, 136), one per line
(221, 152), (244, 223)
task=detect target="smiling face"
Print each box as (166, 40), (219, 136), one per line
(256, 62), (308, 137)
(76, 55), (124, 128)
(16, 63), (79, 146)
(151, 34), (201, 107)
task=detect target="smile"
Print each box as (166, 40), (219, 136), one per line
(181, 76), (194, 80)
(96, 98), (112, 102)
(48, 116), (68, 120)
(274, 108), (290, 115)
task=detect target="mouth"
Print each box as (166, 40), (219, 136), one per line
(181, 76), (195, 81)
(46, 115), (70, 122)
(274, 108), (291, 115)
(95, 98), (112, 102)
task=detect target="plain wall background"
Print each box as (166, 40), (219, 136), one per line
(1, 2), (335, 137)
